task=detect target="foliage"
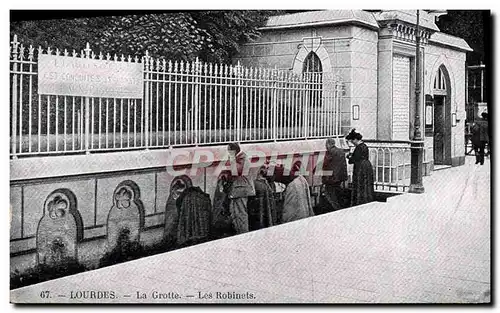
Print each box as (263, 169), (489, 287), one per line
(10, 17), (107, 53)
(96, 13), (210, 61)
(436, 10), (489, 64)
(188, 11), (277, 63)
(10, 11), (280, 63)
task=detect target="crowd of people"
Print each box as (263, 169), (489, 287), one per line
(167, 129), (376, 247)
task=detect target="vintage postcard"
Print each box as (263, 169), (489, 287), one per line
(9, 9), (490, 304)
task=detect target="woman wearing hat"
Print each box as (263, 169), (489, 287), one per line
(345, 129), (374, 206)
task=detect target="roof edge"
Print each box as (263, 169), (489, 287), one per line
(429, 33), (473, 52)
(259, 18), (379, 31)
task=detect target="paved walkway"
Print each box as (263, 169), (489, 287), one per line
(11, 157), (490, 303)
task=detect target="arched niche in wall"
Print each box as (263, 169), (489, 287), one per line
(291, 37), (333, 74)
(292, 37), (339, 137)
(36, 188), (83, 267)
(106, 180), (145, 251)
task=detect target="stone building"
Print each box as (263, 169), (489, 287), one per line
(235, 10), (472, 173)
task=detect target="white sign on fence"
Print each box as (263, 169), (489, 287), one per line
(38, 55), (143, 99)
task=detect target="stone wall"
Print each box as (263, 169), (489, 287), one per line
(346, 27), (378, 139)
(10, 140), (330, 274)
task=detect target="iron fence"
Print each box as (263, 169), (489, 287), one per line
(365, 141), (412, 192)
(10, 36), (346, 157)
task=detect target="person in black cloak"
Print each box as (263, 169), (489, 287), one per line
(247, 164), (277, 231)
(176, 185), (212, 247)
(345, 129), (374, 206)
(321, 137), (348, 212)
(164, 176), (192, 247)
(472, 112), (490, 165)
(211, 170), (236, 238)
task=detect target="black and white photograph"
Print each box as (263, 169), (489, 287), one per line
(7, 7), (491, 304)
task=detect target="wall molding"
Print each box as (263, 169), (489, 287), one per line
(393, 40), (419, 57)
(428, 54), (457, 108)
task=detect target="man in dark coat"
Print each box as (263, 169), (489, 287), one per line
(321, 138), (348, 212)
(472, 112), (489, 165)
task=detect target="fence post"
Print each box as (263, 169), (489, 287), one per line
(194, 58), (200, 145)
(10, 35), (19, 158)
(236, 61), (242, 142)
(84, 97), (90, 153)
(83, 43), (92, 154)
(335, 82), (340, 136)
(304, 73), (309, 139)
(144, 51), (150, 149)
(272, 66), (278, 142)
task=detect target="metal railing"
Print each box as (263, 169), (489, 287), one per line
(310, 140), (413, 193)
(364, 140), (412, 192)
(10, 36), (346, 158)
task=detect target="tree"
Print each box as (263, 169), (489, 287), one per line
(10, 11), (280, 63)
(436, 10), (489, 65)
(188, 11), (277, 63)
(10, 16), (108, 53)
(95, 13), (210, 61)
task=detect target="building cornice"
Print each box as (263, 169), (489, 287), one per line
(379, 20), (433, 45)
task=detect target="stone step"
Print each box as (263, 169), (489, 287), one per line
(434, 164), (452, 171)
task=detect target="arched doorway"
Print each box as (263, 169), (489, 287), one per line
(432, 66), (452, 165)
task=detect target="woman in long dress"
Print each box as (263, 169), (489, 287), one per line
(345, 129), (374, 206)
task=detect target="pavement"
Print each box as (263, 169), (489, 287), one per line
(10, 156), (491, 304)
